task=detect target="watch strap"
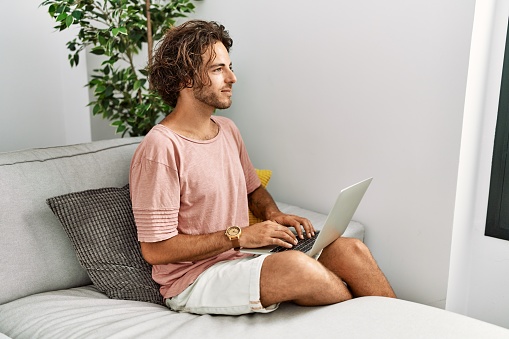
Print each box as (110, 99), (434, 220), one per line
(231, 238), (240, 251)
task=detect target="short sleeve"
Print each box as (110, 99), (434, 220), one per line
(129, 133), (181, 242)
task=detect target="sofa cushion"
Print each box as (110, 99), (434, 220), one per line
(46, 185), (163, 305)
(2, 286), (509, 339)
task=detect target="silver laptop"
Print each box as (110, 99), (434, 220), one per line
(241, 177), (372, 257)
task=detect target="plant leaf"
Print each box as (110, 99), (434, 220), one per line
(93, 104), (101, 115)
(72, 10), (83, 20)
(56, 12), (67, 22)
(133, 80), (142, 91)
(112, 27), (127, 36)
(115, 124), (127, 134)
(65, 15), (74, 27)
(90, 47), (105, 55)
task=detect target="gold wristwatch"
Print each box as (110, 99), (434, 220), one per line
(225, 226), (242, 251)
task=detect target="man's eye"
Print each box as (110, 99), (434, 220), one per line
(213, 68), (222, 73)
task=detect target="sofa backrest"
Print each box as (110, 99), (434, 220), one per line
(0, 137), (143, 305)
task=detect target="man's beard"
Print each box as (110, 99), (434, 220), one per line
(193, 86), (232, 109)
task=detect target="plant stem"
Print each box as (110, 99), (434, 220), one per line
(125, 51), (143, 104)
(146, 0), (153, 64)
(146, 0), (153, 90)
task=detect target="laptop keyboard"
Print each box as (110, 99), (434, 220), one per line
(270, 231), (320, 253)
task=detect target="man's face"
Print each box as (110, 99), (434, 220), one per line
(193, 41), (237, 109)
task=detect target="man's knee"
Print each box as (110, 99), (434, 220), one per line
(330, 237), (369, 256)
(344, 238), (371, 256)
(320, 237), (374, 269)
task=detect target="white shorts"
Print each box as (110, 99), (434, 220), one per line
(165, 255), (279, 315)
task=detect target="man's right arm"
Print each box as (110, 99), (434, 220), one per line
(140, 231), (233, 265)
(140, 221), (298, 265)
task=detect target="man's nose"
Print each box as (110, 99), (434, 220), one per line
(226, 69), (237, 84)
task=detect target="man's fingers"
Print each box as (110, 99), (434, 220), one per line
(288, 220), (304, 239)
(273, 216), (305, 239)
(266, 221), (297, 245)
(274, 225), (297, 244)
(288, 217), (314, 238)
(286, 217), (315, 239)
(300, 218), (315, 238)
(272, 237), (294, 248)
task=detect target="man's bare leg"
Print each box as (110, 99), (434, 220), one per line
(260, 251), (352, 307)
(318, 237), (396, 298)
(259, 238), (395, 308)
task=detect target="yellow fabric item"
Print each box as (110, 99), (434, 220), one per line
(249, 169), (272, 225)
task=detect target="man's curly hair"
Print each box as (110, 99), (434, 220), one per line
(149, 20), (233, 107)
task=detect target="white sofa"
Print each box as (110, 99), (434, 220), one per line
(1, 137), (508, 339)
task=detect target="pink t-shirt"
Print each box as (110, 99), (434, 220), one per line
(129, 116), (260, 298)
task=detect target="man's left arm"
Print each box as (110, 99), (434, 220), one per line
(248, 185), (315, 239)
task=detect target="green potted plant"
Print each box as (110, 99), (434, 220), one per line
(41, 0), (196, 136)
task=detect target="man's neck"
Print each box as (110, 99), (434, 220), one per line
(161, 106), (218, 141)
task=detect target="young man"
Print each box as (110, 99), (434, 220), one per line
(130, 20), (395, 315)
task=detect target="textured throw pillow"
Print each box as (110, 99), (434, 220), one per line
(249, 169), (273, 225)
(46, 185), (164, 305)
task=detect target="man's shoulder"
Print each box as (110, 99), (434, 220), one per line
(214, 115), (239, 134)
(213, 115), (233, 125)
(140, 124), (178, 145)
(133, 125), (178, 161)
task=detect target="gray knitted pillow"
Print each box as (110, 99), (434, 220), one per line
(46, 185), (164, 305)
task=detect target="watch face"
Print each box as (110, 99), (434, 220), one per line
(227, 226), (241, 236)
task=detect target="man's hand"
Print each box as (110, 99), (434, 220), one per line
(240, 220), (298, 249)
(270, 212), (315, 239)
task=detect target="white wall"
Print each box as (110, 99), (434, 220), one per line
(0, 1), (90, 152)
(447, 0), (509, 329)
(191, 0), (475, 309)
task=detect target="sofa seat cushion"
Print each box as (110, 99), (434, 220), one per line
(0, 285), (508, 339)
